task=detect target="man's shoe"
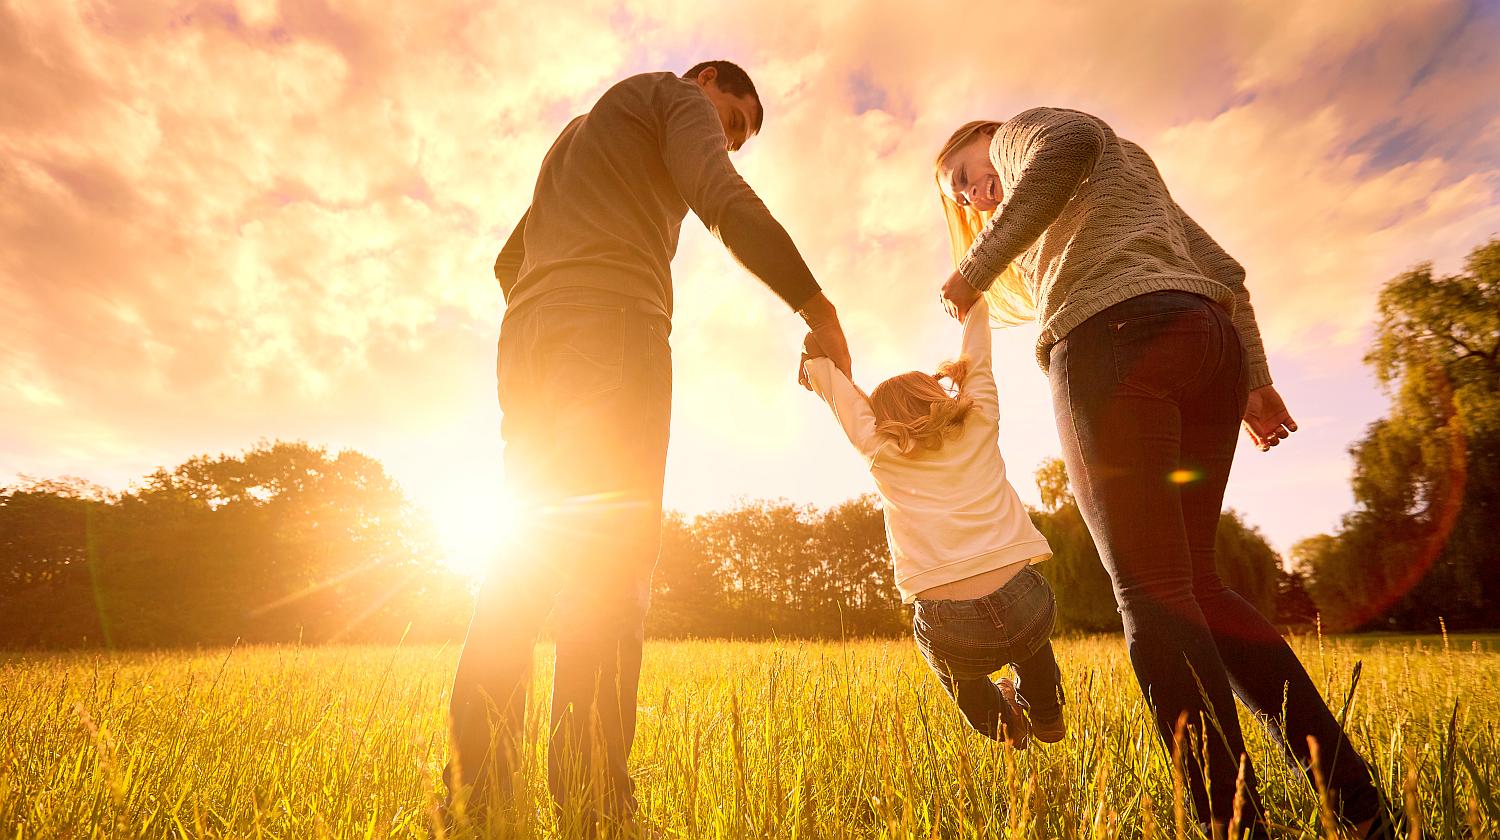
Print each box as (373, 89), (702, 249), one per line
(1028, 708), (1066, 744)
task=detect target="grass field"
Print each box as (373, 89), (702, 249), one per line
(2, 634), (1496, 839)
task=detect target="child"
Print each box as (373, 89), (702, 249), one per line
(800, 298), (1064, 747)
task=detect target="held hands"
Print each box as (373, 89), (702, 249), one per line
(940, 270), (982, 321)
(796, 292), (852, 391)
(1243, 385), (1298, 452)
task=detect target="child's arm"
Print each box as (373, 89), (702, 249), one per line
(801, 335), (884, 463)
(960, 298), (1001, 419)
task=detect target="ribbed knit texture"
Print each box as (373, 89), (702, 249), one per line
(958, 108), (1272, 389)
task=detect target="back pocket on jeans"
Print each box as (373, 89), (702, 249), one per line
(537, 303), (627, 399)
(1110, 308), (1210, 399)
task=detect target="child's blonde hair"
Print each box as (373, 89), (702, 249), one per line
(935, 120), (1035, 326)
(870, 357), (975, 455)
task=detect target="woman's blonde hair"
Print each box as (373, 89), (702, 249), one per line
(935, 120), (1035, 325)
(870, 357), (976, 455)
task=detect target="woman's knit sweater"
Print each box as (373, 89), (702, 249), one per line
(958, 107), (1272, 389)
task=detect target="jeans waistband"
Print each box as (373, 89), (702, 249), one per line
(1092, 289), (1224, 324)
(916, 566), (1045, 626)
(508, 286), (669, 319)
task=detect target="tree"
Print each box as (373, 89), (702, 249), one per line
(814, 495), (905, 635)
(0, 479), (112, 646)
(648, 511), (727, 636)
(1273, 568), (1319, 627)
(667, 497), (905, 638)
(1214, 509), (1279, 617)
(0, 442), (463, 648)
(1027, 458), (1121, 631)
(1035, 457), (1073, 514)
(1299, 239), (1500, 630)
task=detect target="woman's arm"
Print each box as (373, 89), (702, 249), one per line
(1177, 209), (1296, 450)
(959, 299), (1000, 419)
(958, 108), (1106, 292)
(1179, 210), (1271, 389)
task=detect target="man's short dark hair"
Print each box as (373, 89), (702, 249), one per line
(682, 60), (764, 132)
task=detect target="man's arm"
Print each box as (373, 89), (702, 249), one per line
(657, 84), (851, 375)
(958, 298), (1000, 419)
(656, 86), (821, 311)
(494, 209), (529, 302)
(958, 108), (1107, 291)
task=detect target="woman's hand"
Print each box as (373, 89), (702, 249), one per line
(1243, 385), (1298, 452)
(940, 270), (982, 320)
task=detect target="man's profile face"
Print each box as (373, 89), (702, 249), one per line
(693, 68), (760, 152)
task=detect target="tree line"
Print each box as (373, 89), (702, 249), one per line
(1, 442), (1294, 648)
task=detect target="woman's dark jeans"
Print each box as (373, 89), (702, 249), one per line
(913, 566), (1065, 739)
(1049, 290), (1379, 826)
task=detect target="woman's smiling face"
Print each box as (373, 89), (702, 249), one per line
(938, 134), (1001, 212)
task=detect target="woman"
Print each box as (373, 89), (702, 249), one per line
(932, 111), (1396, 839)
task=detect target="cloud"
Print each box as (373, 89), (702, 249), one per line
(2, 0), (1496, 555)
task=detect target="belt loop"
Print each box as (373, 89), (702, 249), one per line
(979, 595), (1002, 628)
(926, 602), (945, 628)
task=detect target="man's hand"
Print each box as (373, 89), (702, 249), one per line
(1243, 384), (1297, 452)
(940, 270), (983, 321)
(797, 332), (825, 390)
(797, 292), (852, 384)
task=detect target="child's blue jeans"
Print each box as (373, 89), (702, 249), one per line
(913, 565), (1064, 739)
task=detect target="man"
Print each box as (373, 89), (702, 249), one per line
(446, 60), (851, 830)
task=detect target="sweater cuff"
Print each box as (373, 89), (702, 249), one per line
(1247, 361), (1273, 391)
(957, 254), (996, 292)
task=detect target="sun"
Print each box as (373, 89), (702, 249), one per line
(424, 483), (524, 583)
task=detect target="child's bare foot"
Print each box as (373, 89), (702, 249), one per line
(995, 679), (1031, 749)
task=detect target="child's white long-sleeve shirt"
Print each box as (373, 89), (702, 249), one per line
(804, 299), (1051, 604)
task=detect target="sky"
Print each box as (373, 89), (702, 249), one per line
(3, 0), (1499, 572)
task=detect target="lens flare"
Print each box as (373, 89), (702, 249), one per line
(1168, 469), (1202, 485)
(426, 483), (524, 582)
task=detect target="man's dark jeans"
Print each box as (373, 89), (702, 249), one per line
(913, 566), (1064, 739)
(1049, 290), (1379, 827)
(446, 288), (671, 827)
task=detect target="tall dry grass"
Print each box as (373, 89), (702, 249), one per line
(2, 634), (1495, 838)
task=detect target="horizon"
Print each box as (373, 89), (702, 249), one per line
(4, 1), (1500, 566)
